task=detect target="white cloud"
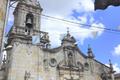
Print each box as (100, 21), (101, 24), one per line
(113, 44), (120, 56)
(40, 0), (94, 16)
(90, 23), (105, 36)
(71, 22), (105, 45)
(41, 16), (105, 47)
(78, 15), (87, 24)
(7, 0), (105, 48)
(113, 63), (120, 73)
(74, 0), (94, 13)
(39, 0), (105, 47)
(117, 26), (120, 30)
(106, 63), (120, 73)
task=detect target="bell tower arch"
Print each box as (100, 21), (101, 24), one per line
(13, 0), (43, 35)
(25, 12), (34, 35)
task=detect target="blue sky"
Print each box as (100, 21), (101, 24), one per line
(78, 6), (120, 72)
(7, 0), (120, 73)
(73, 5), (120, 69)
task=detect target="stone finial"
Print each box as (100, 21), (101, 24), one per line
(62, 27), (75, 42)
(87, 44), (94, 58)
(66, 27), (70, 37)
(109, 59), (114, 73)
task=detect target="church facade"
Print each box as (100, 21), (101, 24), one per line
(0, 0), (116, 80)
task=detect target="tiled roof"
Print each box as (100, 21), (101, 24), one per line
(115, 73), (120, 78)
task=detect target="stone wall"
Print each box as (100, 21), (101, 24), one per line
(7, 42), (42, 80)
(115, 73), (120, 80)
(0, 0), (7, 49)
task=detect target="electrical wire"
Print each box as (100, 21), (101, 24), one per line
(9, 5), (120, 34)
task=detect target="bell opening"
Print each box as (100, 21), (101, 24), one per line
(26, 13), (34, 28)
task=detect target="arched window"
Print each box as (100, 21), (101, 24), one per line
(26, 13), (34, 28)
(25, 12), (34, 35)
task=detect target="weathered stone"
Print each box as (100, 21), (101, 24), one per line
(0, 0), (119, 80)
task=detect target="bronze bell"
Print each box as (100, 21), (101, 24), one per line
(27, 18), (32, 24)
(26, 17), (33, 28)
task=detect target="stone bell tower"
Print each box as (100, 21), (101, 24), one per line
(4, 0), (49, 80)
(13, 0), (43, 35)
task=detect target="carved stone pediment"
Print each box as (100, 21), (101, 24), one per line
(57, 59), (84, 80)
(57, 65), (82, 80)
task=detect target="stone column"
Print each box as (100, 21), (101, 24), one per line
(109, 60), (115, 80)
(111, 73), (115, 80)
(0, 0), (9, 65)
(0, 0), (8, 50)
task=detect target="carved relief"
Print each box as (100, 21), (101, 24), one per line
(63, 46), (76, 67)
(49, 58), (57, 67)
(43, 59), (49, 70)
(101, 73), (108, 80)
(14, 42), (19, 47)
(24, 71), (31, 80)
(76, 61), (84, 71)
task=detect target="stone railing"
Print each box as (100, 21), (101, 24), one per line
(9, 26), (50, 48)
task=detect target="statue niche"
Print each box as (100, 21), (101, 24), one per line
(68, 52), (74, 67)
(25, 13), (34, 35)
(101, 72), (108, 80)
